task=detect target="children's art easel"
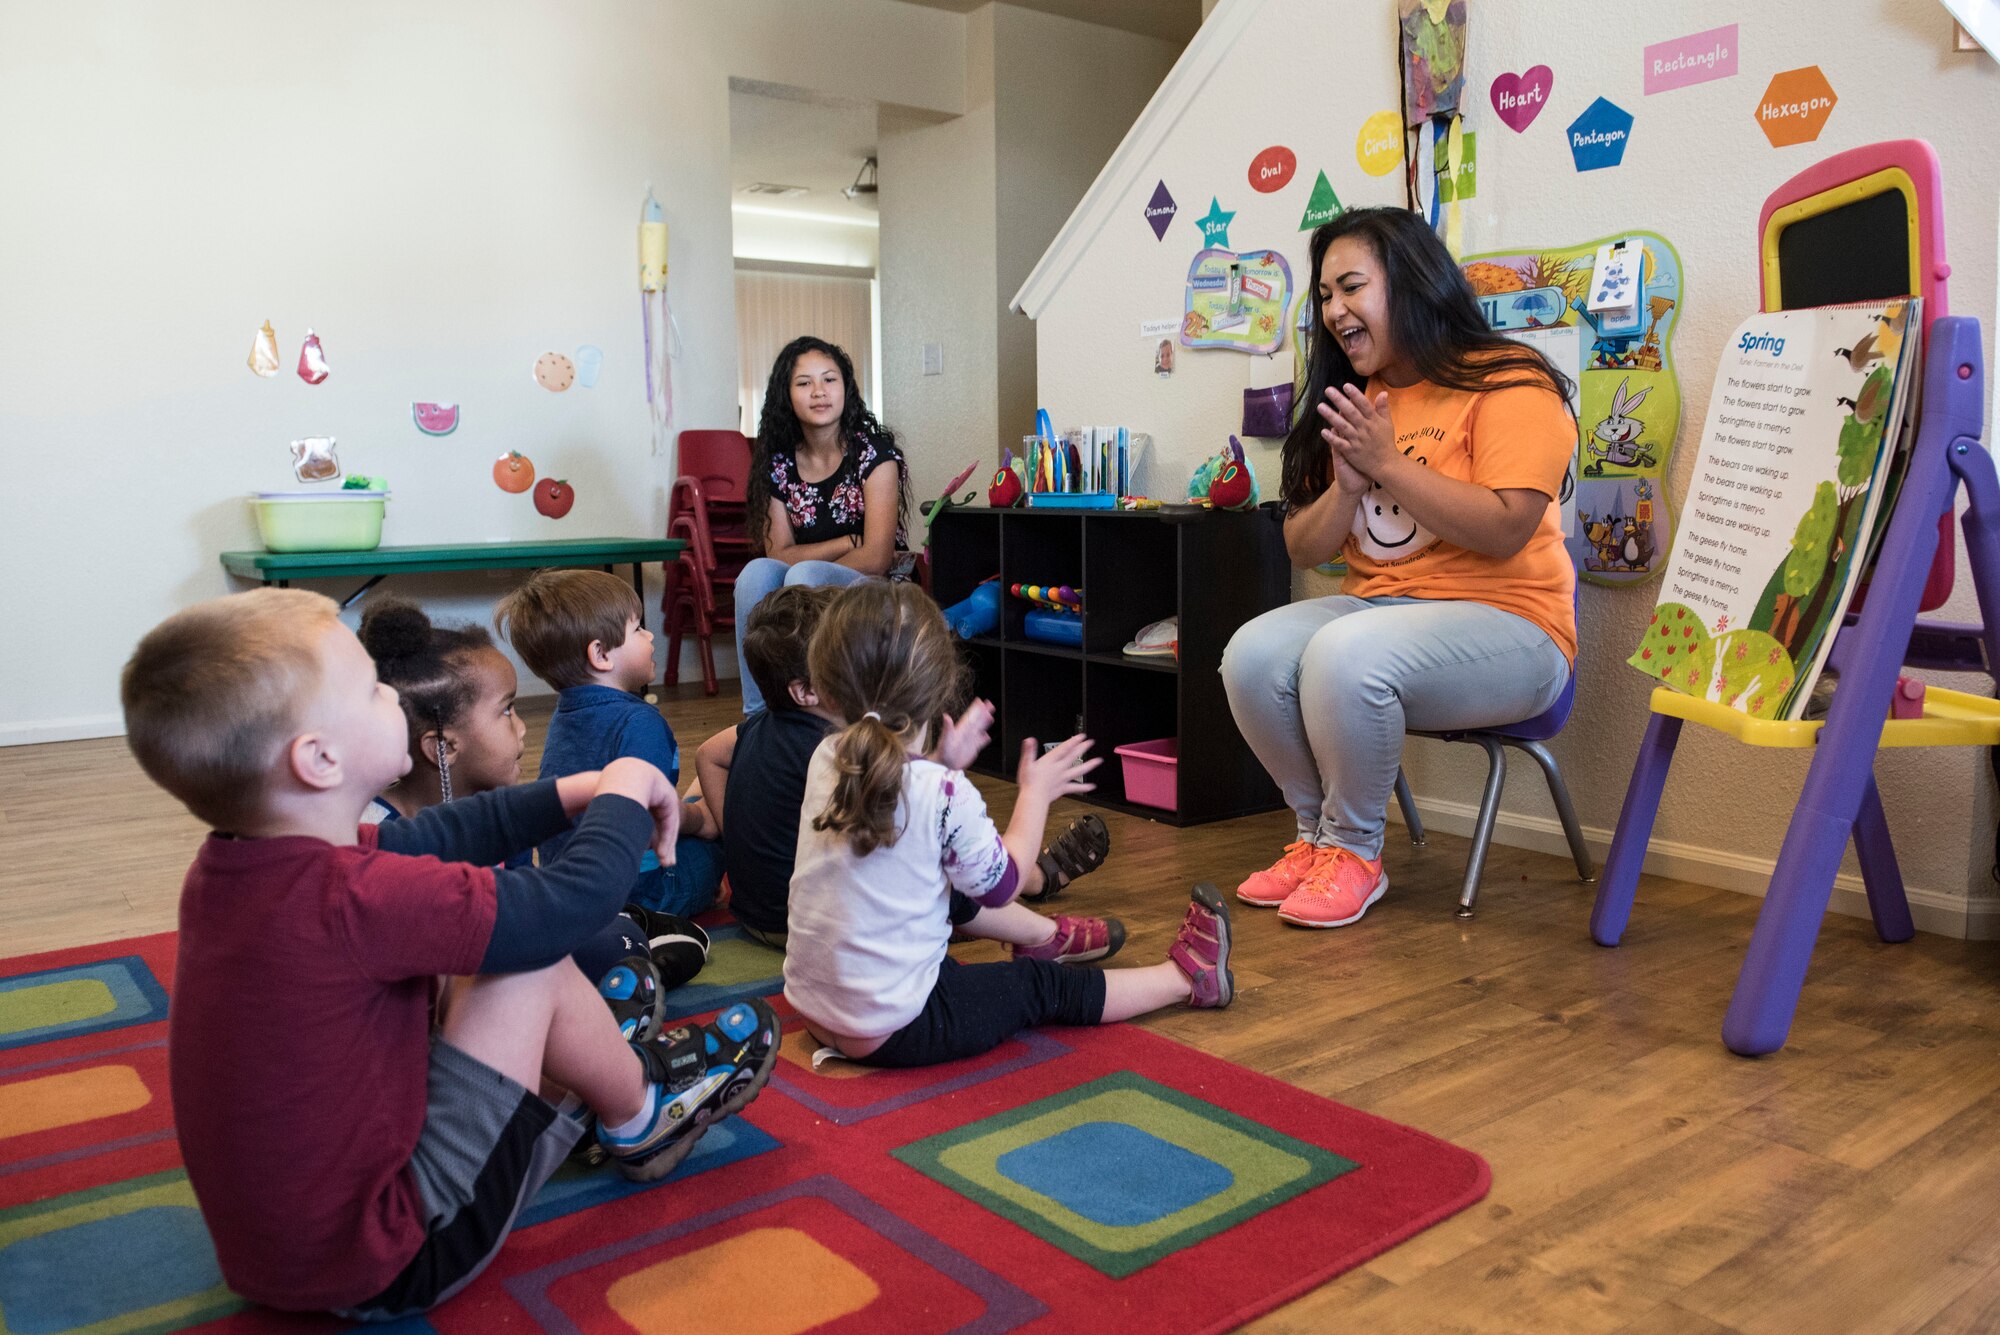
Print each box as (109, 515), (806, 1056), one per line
(1589, 140), (2000, 1056)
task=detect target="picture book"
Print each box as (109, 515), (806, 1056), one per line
(1628, 299), (1920, 720)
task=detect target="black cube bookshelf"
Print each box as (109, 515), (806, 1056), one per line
(929, 505), (1291, 826)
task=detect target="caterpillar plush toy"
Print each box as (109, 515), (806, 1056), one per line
(1189, 435), (1259, 510)
(988, 447), (1028, 508)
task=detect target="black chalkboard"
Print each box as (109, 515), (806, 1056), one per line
(1773, 188), (1913, 310)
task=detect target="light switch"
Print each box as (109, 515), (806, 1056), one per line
(922, 343), (944, 376)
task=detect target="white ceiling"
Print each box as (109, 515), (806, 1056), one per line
(729, 82), (881, 227)
(897, 0), (1201, 43)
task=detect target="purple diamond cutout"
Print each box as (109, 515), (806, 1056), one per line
(1144, 179), (1177, 240)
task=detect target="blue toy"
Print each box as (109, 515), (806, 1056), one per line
(942, 578), (1001, 639)
(1023, 607), (1083, 646)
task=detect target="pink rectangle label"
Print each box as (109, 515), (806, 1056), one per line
(1644, 24), (1738, 94)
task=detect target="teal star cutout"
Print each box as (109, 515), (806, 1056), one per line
(1197, 197), (1234, 248)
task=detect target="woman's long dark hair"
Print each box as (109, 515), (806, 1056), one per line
(747, 335), (910, 555)
(1282, 207), (1575, 511)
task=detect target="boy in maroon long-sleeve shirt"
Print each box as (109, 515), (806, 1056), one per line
(121, 590), (778, 1318)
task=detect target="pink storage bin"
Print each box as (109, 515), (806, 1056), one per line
(1113, 737), (1178, 812)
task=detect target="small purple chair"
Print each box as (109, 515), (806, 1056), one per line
(1392, 587), (1593, 918)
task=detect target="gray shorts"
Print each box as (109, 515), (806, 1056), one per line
(337, 1037), (583, 1321)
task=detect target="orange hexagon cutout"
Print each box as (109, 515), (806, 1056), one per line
(1755, 66), (1836, 148)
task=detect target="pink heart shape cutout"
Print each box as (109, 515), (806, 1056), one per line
(1490, 66), (1553, 133)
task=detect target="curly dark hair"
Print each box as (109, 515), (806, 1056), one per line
(747, 335), (909, 555)
(1283, 207), (1575, 512)
(357, 599), (496, 743)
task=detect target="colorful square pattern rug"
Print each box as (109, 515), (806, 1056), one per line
(0, 931), (1489, 1334)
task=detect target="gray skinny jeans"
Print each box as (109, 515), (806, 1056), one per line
(1220, 594), (1568, 860)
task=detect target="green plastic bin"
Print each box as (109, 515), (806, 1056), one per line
(250, 490), (389, 553)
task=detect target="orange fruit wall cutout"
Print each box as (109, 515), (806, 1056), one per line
(493, 452), (536, 493)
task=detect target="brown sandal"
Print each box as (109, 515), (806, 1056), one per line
(1028, 813), (1111, 901)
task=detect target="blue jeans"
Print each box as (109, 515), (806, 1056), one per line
(628, 835), (726, 917)
(1220, 595), (1568, 861)
(733, 558), (869, 713)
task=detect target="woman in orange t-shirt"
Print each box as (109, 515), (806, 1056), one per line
(1221, 208), (1577, 929)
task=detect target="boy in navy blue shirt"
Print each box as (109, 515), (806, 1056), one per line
(498, 570), (724, 916)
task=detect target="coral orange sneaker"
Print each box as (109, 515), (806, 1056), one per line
(1277, 848), (1387, 928)
(1237, 840), (1335, 907)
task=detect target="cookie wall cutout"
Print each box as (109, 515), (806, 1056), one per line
(534, 352), (576, 392)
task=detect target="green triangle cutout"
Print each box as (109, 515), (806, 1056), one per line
(1299, 170), (1342, 230)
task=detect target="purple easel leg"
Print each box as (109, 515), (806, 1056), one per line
(1952, 434), (2000, 675)
(1724, 801), (1856, 1055)
(1589, 713), (1682, 946)
(1720, 319), (1983, 1056)
(1854, 775), (1914, 943)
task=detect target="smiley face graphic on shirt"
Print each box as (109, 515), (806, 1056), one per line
(1350, 447), (1439, 563)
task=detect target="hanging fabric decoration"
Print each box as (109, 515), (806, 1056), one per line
(639, 187), (675, 464)
(1398, 0), (1469, 254)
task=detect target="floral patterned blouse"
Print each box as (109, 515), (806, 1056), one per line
(770, 434), (911, 573)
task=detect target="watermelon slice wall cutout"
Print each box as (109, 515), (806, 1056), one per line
(412, 403), (460, 436)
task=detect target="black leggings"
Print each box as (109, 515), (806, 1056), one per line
(858, 956), (1107, 1069)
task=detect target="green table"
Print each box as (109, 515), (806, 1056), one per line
(220, 537), (688, 623)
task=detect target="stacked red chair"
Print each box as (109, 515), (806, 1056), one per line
(663, 429), (754, 695)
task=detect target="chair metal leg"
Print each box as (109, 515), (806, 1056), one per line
(1457, 737), (1507, 918)
(1516, 739), (1595, 883)
(1393, 768), (1426, 845)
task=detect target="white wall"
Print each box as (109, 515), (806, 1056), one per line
(1030, 0), (2000, 932)
(0, 0), (963, 742)
(878, 4), (1180, 508)
(993, 7), (1183, 465)
(879, 12), (1003, 508)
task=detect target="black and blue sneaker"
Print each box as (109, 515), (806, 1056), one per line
(597, 952), (666, 1043)
(598, 1055), (734, 1182)
(593, 1001), (781, 1182)
(702, 998), (782, 1116)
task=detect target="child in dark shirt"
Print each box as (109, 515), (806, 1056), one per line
(123, 589), (777, 1319)
(496, 570), (724, 916)
(701, 584), (1119, 958)
(696, 585), (843, 946)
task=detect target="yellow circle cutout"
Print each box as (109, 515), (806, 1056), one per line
(1356, 110), (1403, 177)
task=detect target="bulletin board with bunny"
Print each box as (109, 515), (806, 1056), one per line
(1460, 231), (1685, 587)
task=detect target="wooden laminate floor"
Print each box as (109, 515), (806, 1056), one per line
(5, 685), (1999, 1334)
